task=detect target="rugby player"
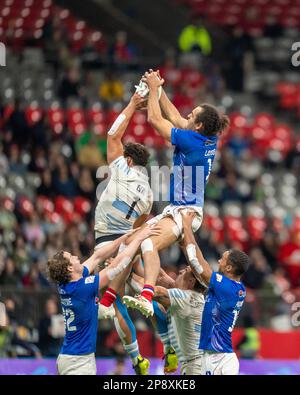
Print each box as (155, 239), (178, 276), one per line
(47, 225), (158, 375)
(181, 210), (249, 375)
(94, 92), (154, 374)
(123, 70), (229, 317)
(129, 265), (206, 374)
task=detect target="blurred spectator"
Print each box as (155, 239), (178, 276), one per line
(80, 34), (104, 69)
(0, 258), (21, 287)
(236, 316), (260, 359)
(243, 248), (271, 289)
(78, 168), (96, 201)
(77, 132), (106, 170)
(8, 145), (27, 175)
(52, 164), (78, 198)
(178, 16), (212, 56)
(221, 173), (243, 202)
(58, 67), (82, 105)
(227, 132), (250, 159)
(37, 169), (54, 197)
(23, 213), (45, 245)
(225, 27), (253, 92)
(264, 16), (283, 38)
(0, 142), (8, 175)
(4, 298), (41, 357)
(109, 31), (137, 70)
(6, 100), (30, 148)
(38, 298), (64, 357)
(99, 72), (124, 104)
(278, 230), (300, 288)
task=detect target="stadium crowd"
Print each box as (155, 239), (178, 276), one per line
(0, 1), (299, 359)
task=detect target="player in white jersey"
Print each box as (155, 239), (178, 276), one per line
(94, 98), (153, 242)
(95, 93), (154, 374)
(129, 266), (206, 374)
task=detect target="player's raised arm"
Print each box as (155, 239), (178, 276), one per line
(181, 210), (213, 285)
(144, 71), (174, 142)
(98, 224), (161, 289)
(82, 231), (135, 274)
(143, 69), (188, 129)
(107, 93), (145, 164)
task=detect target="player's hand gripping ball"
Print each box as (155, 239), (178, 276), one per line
(135, 70), (163, 99)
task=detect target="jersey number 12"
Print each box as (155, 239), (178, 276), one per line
(62, 307), (77, 332)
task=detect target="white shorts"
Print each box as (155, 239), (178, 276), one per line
(181, 356), (202, 375)
(57, 353), (96, 375)
(201, 352), (239, 375)
(147, 204), (203, 238)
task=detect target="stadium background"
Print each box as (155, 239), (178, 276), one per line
(0, 0), (299, 375)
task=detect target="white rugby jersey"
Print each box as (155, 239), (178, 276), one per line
(95, 156), (153, 238)
(167, 288), (205, 363)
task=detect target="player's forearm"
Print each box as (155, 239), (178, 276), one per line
(157, 268), (176, 288)
(93, 237), (123, 264)
(182, 224), (212, 284)
(153, 285), (170, 307)
(147, 87), (164, 126)
(108, 101), (135, 141)
(160, 89), (188, 129)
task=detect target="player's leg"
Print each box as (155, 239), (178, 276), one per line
(181, 359), (202, 375)
(219, 353), (239, 375)
(123, 217), (178, 316)
(151, 301), (178, 374)
(57, 354), (96, 375)
(114, 294), (150, 375)
(98, 254), (142, 318)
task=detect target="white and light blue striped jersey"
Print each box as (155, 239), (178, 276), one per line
(167, 288), (205, 362)
(95, 156), (153, 238)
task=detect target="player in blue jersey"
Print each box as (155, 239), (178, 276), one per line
(181, 210), (250, 375)
(47, 225), (158, 375)
(123, 70), (229, 317)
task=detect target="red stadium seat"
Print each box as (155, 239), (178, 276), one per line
(74, 196), (92, 217)
(25, 105), (42, 126)
(48, 106), (65, 135)
(18, 196), (34, 217)
(55, 196), (74, 216)
(66, 108), (87, 137)
(36, 195), (55, 215)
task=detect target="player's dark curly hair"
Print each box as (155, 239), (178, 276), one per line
(47, 251), (71, 284)
(195, 103), (230, 137)
(123, 142), (150, 167)
(227, 249), (250, 276)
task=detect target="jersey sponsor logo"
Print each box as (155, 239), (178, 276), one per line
(216, 274), (223, 282)
(85, 276), (95, 284)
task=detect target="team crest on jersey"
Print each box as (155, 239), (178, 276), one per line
(216, 273), (223, 282)
(239, 290), (246, 297)
(190, 295), (203, 308)
(85, 276), (95, 284)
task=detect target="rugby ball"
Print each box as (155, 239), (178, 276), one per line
(135, 79), (162, 99)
